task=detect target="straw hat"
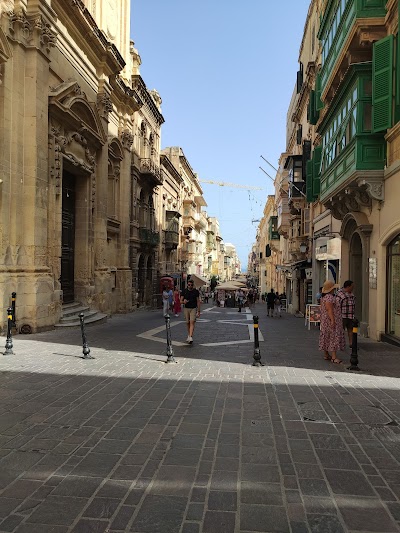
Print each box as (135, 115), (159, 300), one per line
(321, 280), (339, 294)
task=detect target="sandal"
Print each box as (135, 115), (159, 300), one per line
(324, 355), (332, 361)
(331, 358), (342, 364)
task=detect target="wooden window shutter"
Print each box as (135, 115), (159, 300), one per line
(313, 145), (322, 198)
(372, 35), (394, 132)
(306, 159), (314, 203)
(396, 30), (400, 122)
(296, 125), (303, 145)
(296, 63), (304, 94)
(308, 91), (318, 125)
(316, 72), (323, 111)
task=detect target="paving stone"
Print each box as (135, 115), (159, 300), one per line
(130, 494), (187, 532)
(316, 449), (360, 470)
(241, 464), (280, 483)
(208, 491), (237, 511)
(241, 482), (283, 505)
(335, 496), (398, 531)
(27, 496), (88, 525)
(203, 510), (236, 533)
(186, 502), (204, 520)
(307, 514), (345, 533)
(83, 497), (120, 519)
(71, 519), (110, 532)
(51, 476), (103, 498)
(298, 478), (330, 497)
(182, 523), (200, 533)
(152, 466), (196, 497)
(240, 504), (289, 532)
(0, 514), (24, 532)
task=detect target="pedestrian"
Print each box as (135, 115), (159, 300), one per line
(162, 285), (170, 317)
(173, 286), (181, 317)
(316, 287), (323, 304)
(274, 293), (282, 317)
(266, 289), (275, 317)
(204, 290), (209, 303)
(318, 280), (345, 363)
(236, 288), (245, 313)
(336, 280), (356, 348)
(248, 289), (254, 306)
(168, 286), (174, 313)
(181, 279), (201, 344)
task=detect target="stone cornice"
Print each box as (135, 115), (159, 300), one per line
(160, 155), (184, 185)
(110, 75), (142, 113)
(52, 0), (125, 76)
(132, 75), (165, 126)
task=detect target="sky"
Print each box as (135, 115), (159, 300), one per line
(131, 1), (310, 269)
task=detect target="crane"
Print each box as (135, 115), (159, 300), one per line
(198, 179), (264, 191)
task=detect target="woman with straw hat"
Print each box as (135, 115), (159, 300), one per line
(318, 280), (345, 363)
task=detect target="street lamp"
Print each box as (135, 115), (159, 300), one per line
(299, 242), (308, 254)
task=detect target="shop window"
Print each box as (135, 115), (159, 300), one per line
(387, 236), (400, 338)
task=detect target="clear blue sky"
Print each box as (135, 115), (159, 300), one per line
(131, 1), (310, 268)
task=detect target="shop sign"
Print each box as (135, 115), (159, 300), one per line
(369, 257), (377, 289)
(327, 238), (341, 260)
(315, 237), (328, 260)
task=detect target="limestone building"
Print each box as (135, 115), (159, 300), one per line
(0, 0), (160, 330)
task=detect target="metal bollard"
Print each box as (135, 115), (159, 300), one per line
(252, 315), (264, 367)
(165, 314), (176, 363)
(11, 292), (16, 327)
(79, 313), (94, 360)
(3, 307), (14, 355)
(348, 318), (360, 371)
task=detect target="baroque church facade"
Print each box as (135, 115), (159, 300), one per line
(0, 0), (161, 331)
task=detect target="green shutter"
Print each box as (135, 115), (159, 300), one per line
(306, 159), (313, 203)
(372, 34), (394, 132)
(308, 91), (318, 125)
(313, 145), (322, 198)
(316, 72), (323, 111)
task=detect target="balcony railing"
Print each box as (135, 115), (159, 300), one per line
(140, 158), (163, 185)
(139, 227), (160, 247)
(164, 230), (179, 249)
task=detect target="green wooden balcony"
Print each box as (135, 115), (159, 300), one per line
(319, 0), (386, 98)
(139, 227), (160, 247)
(318, 65), (386, 202)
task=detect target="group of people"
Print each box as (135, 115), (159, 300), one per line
(264, 289), (286, 318)
(318, 279), (355, 364)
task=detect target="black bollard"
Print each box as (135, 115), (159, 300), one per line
(252, 315), (264, 367)
(79, 313), (94, 360)
(11, 292), (16, 327)
(3, 307), (14, 355)
(165, 314), (176, 363)
(348, 318), (360, 371)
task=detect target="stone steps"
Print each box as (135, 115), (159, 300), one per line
(55, 302), (108, 328)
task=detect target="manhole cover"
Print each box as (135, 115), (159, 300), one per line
(298, 402), (331, 423)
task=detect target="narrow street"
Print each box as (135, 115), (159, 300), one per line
(1, 303), (400, 533)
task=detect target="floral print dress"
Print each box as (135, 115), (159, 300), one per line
(318, 294), (345, 352)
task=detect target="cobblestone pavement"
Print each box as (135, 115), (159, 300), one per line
(1, 303), (400, 532)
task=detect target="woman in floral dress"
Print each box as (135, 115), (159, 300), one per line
(319, 280), (345, 363)
(173, 287), (182, 317)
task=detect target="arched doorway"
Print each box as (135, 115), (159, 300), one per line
(349, 232), (363, 320)
(137, 254), (145, 306)
(387, 235), (400, 338)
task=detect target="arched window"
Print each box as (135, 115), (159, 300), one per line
(140, 122), (146, 158)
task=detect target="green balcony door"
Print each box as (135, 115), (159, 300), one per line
(349, 233), (363, 321)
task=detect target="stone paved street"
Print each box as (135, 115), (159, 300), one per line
(1, 303), (400, 532)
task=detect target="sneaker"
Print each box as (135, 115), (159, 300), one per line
(186, 336), (190, 342)
(188, 336), (193, 344)
(175, 314), (179, 317)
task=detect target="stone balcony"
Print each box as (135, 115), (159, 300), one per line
(139, 227), (160, 247)
(139, 158), (163, 186)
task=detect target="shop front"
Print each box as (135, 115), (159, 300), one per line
(386, 235), (400, 341)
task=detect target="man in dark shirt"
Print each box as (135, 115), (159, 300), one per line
(266, 289), (275, 317)
(181, 280), (201, 344)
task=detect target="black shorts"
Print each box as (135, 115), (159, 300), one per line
(267, 303), (274, 310)
(343, 318), (353, 330)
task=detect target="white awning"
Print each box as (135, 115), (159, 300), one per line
(190, 273), (208, 287)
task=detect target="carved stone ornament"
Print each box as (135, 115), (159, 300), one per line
(120, 130), (134, 150)
(356, 177), (384, 201)
(324, 186), (372, 221)
(97, 93), (113, 119)
(9, 10), (57, 53)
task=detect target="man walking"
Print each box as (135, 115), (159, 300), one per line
(181, 280), (201, 344)
(236, 288), (245, 312)
(266, 289), (275, 317)
(336, 280), (356, 347)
